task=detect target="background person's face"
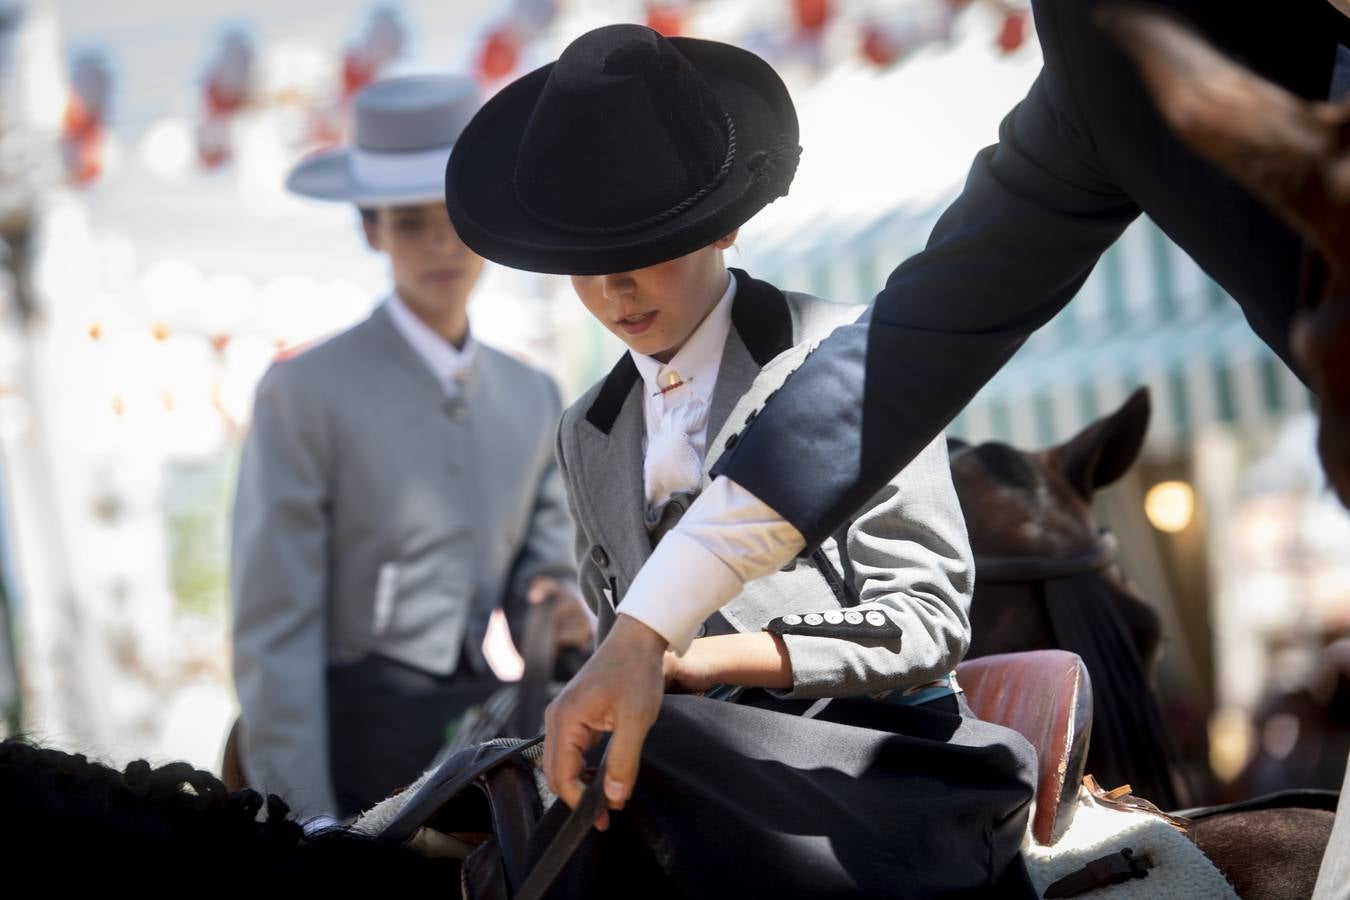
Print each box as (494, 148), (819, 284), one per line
(364, 202), (485, 320)
(570, 234), (736, 363)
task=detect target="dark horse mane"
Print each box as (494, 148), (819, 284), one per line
(975, 568), (1189, 809)
(0, 738), (455, 887)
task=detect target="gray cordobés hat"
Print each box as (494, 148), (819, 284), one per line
(286, 74), (480, 206)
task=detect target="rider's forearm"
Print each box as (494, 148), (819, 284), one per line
(676, 633), (793, 690)
(618, 477), (805, 653)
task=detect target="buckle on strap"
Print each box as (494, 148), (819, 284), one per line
(1043, 848), (1154, 898)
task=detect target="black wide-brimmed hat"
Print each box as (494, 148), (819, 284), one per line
(446, 24), (800, 275)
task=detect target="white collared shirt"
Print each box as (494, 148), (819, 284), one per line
(618, 477), (804, 652)
(616, 270), (801, 651)
(629, 272), (736, 509)
(385, 292), (475, 396)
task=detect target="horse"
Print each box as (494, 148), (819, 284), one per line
(10, 651), (1335, 900)
(0, 738), (458, 889)
(949, 388), (1337, 898)
(949, 386), (1190, 810)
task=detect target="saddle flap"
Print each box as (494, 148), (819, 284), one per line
(956, 649), (1093, 845)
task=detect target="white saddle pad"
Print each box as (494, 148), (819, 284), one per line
(1023, 788), (1240, 899)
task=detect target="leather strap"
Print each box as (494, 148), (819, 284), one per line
(514, 594), (559, 736)
(378, 735), (544, 847)
(1082, 774), (1191, 833)
(514, 741), (612, 900)
(1043, 848), (1153, 898)
(974, 530), (1118, 583)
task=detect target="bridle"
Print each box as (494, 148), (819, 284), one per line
(972, 529), (1119, 584)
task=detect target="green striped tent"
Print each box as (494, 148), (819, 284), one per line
(743, 207), (1312, 452)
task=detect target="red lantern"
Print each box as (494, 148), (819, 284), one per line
(476, 28), (520, 84)
(196, 116), (231, 169)
(645, 2), (686, 36)
(61, 118), (103, 185)
(63, 93), (99, 141)
(860, 23), (900, 67)
(62, 53), (111, 186)
(203, 30), (253, 116)
(205, 79), (244, 116)
(306, 104), (344, 147)
(997, 9), (1028, 54)
(342, 47), (376, 101)
(792, 0), (831, 36)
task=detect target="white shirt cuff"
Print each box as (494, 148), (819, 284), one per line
(617, 477), (805, 654)
(619, 530), (742, 654)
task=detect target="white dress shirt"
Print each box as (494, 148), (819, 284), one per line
(619, 478), (803, 653)
(618, 271), (805, 653)
(629, 273), (736, 511)
(385, 292), (475, 396)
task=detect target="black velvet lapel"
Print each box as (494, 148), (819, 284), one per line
(728, 268), (794, 366)
(584, 353), (640, 434)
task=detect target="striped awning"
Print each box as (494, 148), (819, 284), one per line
(743, 208), (1312, 452)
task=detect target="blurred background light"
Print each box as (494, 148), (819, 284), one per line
(1145, 479), (1195, 534)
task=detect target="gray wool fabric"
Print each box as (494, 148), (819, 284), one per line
(557, 282), (974, 699)
(231, 303), (574, 818)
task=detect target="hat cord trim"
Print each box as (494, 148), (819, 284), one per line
(514, 111), (737, 237)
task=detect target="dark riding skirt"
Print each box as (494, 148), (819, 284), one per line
(327, 655), (501, 818)
(527, 691), (1038, 899)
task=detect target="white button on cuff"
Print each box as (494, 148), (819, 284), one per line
(865, 611), (886, 626)
(824, 610), (844, 624)
(804, 613), (824, 626)
(844, 611), (864, 625)
(782, 614), (803, 626)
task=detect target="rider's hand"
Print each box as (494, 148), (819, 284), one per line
(544, 614), (667, 830)
(527, 577), (595, 650)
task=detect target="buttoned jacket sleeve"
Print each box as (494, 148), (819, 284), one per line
(772, 432), (972, 698)
(699, 334), (973, 699)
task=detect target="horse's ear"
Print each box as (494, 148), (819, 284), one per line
(1055, 387), (1151, 499)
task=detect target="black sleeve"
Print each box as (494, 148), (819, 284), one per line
(712, 68), (1140, 550)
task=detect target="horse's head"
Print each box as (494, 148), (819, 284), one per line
(951, 388), (1163, 672)
(949, 387), (1151, 559)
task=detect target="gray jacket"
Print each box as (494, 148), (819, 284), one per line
(556, 270), (973, 699)
(231, 303), (574, 817)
